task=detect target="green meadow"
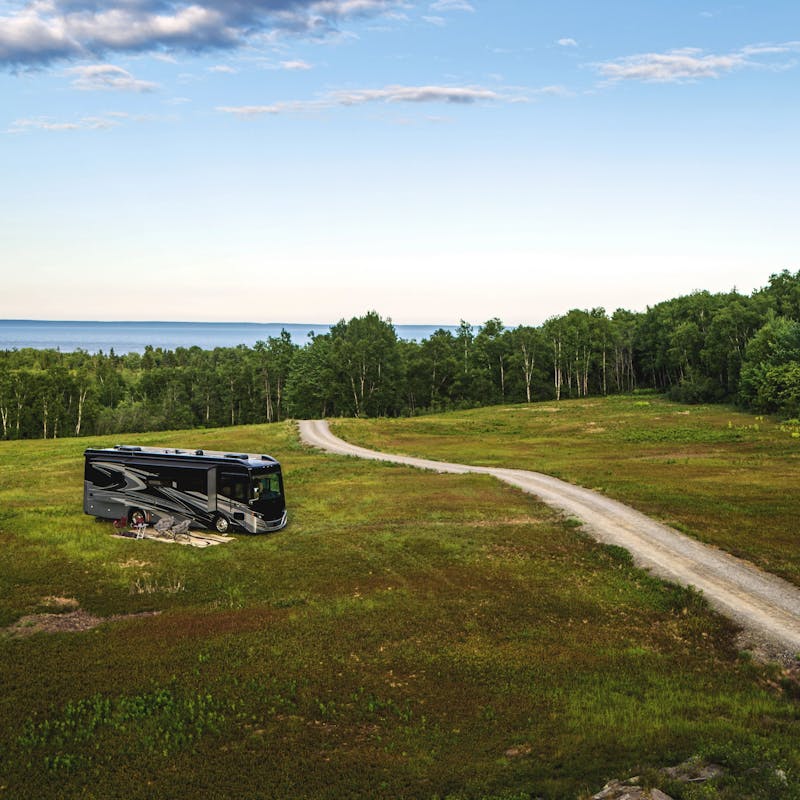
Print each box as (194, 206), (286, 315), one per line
(0, 416), (799, 799)
(333, 395), (800, 588)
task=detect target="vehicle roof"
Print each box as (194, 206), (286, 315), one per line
(84, 445), (280, 470)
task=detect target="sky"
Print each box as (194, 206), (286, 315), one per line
(1, 0), (799, 325)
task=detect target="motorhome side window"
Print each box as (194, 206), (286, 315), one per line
(147, 467), (205, 493)
(220, 472), (248, 501)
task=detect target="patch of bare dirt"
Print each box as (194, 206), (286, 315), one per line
(119, 558), (152, 569)
(2, 607), (161, 638)
(41, 596), (80, 610)
(486, 543), (530, 560)
(467, 516), (544, 528)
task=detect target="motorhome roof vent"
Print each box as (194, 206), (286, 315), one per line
(195, 449), (204, 456)
(261, 455), (275, 461)
(224, 453), (248, 459)
(115, 445), (142, 451)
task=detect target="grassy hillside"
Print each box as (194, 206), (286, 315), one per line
(333, 396), (800, 587)
(0, 422), (798, 799)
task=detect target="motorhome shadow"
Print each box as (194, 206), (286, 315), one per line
(84, 445), (288, 534)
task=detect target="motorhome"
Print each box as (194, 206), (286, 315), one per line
(84, 445), (287, 533)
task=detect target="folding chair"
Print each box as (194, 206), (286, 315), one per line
(154, 516), (175, 537)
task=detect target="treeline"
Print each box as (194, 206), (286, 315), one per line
(2, 270), (799, 440)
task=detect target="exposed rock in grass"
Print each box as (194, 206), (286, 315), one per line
(590, 780), (673, 800)
(591, 759), (725, 800)
(662, 759), (725, 783)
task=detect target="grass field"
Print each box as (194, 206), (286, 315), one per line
(333, 395), (800, 588)
(1, 419), (799, 799)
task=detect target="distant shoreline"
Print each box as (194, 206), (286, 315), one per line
(0, 319), (332, 326)
(0, 319), (459, 354)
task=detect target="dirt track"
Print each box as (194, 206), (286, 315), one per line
(299, 419), (800, 663)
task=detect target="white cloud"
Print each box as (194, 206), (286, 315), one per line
(422, 15), (446, 26)
(557, 37), (577, 47)
(0, 0), (409, 68)
(429, 0), (474, 11)
(208, 64), (237, 74)
(7, 114), (122, 132)
(597, 48), (744, 82)
(331, 84), (501, 104)
(217, 82), (534, 117)
(531, 84), (570, 97)
(740, 41), (800, 56)
(280, 59), (312, 70)
(216, 104), (283, 117)
(65, 63), (157, 91)
(595, 42), (800, 84)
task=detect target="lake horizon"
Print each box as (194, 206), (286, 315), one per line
(0, 318), (460, 354)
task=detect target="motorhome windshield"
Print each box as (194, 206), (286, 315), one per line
(251, 470), (282, 501)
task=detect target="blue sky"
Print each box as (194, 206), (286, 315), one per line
(1, 0), (798, 324)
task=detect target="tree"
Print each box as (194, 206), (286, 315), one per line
(610, 309), (638, 393)
(405, 329), (459, 412)
(474, 318), (511, 402)
(542, 315), (566, 400)
(328, 312), (402, 417)
(254, 331), (298, 423)
(761, 269), (800, 320)
(505, 325), (545, 403)
(739, 315), (800, 415)
(0, 365), (10, 439)
(285, 334), (337, 418)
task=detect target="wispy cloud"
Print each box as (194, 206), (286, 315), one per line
(217, 82), (526, 117)
(740, 41), (800, 56)
(557, 38), (577, 47)
(66, 64), (158, 92)
(531, 85), (571, 97)
(0, 0), (407, 68)
(7, 113), (123, 133)
(208, 64), (237, 74)
(280, 59), (312, 70)
(332, 84), (502, 104)
(429, 0), (474, 11)
(7, 109), (170, 132)
(217, 101), (320, 118)
(595, 41), (800, 83)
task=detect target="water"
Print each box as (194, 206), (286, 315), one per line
(0, 319), (458, 354)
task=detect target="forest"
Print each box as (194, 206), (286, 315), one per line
(1, 270), (799, 440)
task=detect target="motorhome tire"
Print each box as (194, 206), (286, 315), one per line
(214, 515), (230, 533)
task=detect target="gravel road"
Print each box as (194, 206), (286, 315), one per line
(299, 419), (800, 663)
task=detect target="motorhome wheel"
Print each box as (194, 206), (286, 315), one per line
(214, 515), (230, 533)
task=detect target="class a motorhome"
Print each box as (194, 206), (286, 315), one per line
(84, 445), (287, 534)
